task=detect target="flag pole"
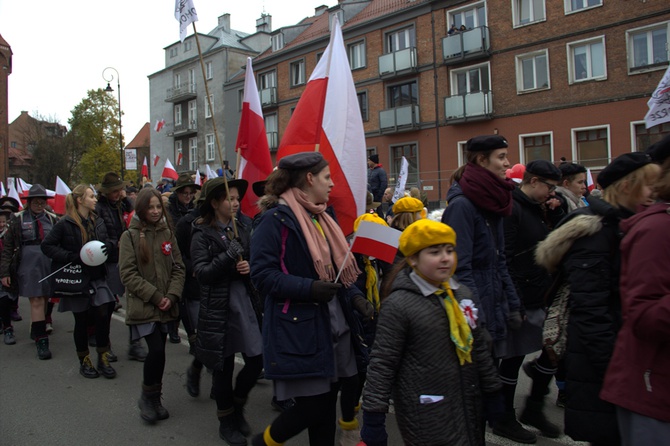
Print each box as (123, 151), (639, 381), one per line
(191, 22), (238, 237)
(334, 235), (356, 284)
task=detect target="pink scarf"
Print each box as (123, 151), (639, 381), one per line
(280, 188), (360, 287)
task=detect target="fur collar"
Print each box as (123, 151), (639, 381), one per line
(535, 214), (602, 273)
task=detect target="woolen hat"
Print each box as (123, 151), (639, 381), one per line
(526, 160), (562, 181)
(399, 219), (456, 257)
(172, 173), (201, 193)
(645, 133), (670, 164)
(26, 184), (53, 200)
(392, 196), (424, 214)
(97, 172), (129, 194)
(466, 135), (508, 153)
(558, 162), (587, 178)
(597, 152), (652, 189)
(369, 154), (379, 164)
(199, 178), (248, 216)
(278, 152), (325, 170)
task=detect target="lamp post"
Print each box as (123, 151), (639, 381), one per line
(102, 67), (124, 178)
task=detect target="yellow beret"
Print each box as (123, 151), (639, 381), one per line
(392, 197), (424, 214)
(353, 211), (388, 232)
(399, 219), (456, 257)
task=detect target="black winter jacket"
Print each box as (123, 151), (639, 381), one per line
(367, 165), (388, 202)
(167, 193), (194, 227)
(95, 195), (132, 263)
(175, 208), (201, 301)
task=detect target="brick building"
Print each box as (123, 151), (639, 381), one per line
(0, 34), (11, 182)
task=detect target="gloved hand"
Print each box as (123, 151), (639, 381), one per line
(360, 411), (388, 446)
(483, 391), (505, 427)
(507, 310), (523, 331)
(352, 294), (374, 319)
(310, 280), (342, 303)
(226, 239), (244, 260)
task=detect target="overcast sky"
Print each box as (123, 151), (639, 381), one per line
(1, 0), (335, 141)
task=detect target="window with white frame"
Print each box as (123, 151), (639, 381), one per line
(259, 71), (277, 89)
(565, 0), (602, 14)
(265, 114), (278, 150)
(205, 94), (213, 118)
(521, 133), (552, 163)
(184, 41), (192, 52)
(272, 33), (284, 52)
(348, 41), (366, 70)
(633, 122), (670, 151)
(357, 91), (369, 121)
(513, 0), (546, 27)
(206, 134), (215, 161)
(627, 22), (669, 72)
(517, 50), (550, 92)
(457, 141), (468, 166)
(448, 2), (487, 30)
(206, 61), (213, 79)
(188, 69), (195, 88)
(568, 37), (606, 83)
(573, 126), (610, 168)
(451, 63), (490, 95)
(170, 47), (177, 57)
(189, 137), (198, 171)
(174, 73), (181, 86)
(174, 104), (182, 126)
(175, 140), (183, 167)
(290, 59), (305, 87)
(188, 100), (197, 127)
(386, 27), (416, 53)
(391, 143), (419, 186)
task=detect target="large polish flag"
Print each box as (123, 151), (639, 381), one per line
(236, 57), (273, 217)
(52, 176), (72, 215)
(350, 220), (401, 264)
(586, 168), (595, 192)
(141, 156), (149, 178)
(162, 159), (179, 180)
(276, 16), (366, 236)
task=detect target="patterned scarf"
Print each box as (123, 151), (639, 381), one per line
(435, 282), (473, 366)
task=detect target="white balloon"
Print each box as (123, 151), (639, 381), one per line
(80, 240), (108, 266)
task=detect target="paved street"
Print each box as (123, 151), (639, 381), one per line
(1, 298), (587, 446)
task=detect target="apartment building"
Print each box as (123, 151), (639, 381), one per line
(222, 0), (669, 204)
(0, 34), (11, 182)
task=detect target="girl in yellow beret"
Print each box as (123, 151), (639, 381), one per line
(389, 196), (423, 231)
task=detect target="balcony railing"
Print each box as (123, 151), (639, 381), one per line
(167, 120), (198, 137)
(267, 131), (278, 152)
(260, 87), (277, 107)
(378, 47), (418, 78)
(442, 26), (490, 64)
(444, 91), (493, 123)
(165, 82), (197, 102)
(379, 104), (420, 133)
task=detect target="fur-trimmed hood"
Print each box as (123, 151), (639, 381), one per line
(535, 214), (603, 273)
(257, 194), (280, 213)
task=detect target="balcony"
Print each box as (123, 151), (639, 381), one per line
(260, 87), (277, 108)
(267, 131), (278, 152)
(167, 120), (198, 137)
(379, 105), (420, 133)
(444, 91), (493, 123)
(165, 82), (197, 102)
(378, 47), (418, 78)
(442, 26), (490, 65)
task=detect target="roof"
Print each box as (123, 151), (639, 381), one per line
(8, 147), (32, 166)
(125, 122), (150, 149)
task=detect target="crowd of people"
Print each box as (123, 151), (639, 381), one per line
(1, 134), (669, 446)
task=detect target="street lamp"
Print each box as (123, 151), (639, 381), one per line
(102, 67), (124, 178)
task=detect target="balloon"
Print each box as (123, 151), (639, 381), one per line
(506, 163), (526, 183)
(80, 240), (108, 266)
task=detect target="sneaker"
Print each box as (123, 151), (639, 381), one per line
(128, 340), (147, 361)
(36, 337), (52, 360)
(46, 322), (53, 334)
(556, 390), (566, 408)
(4, 328), (16, 345)
(271, 397), (295, 412)
(80, 355), (100, 379)
(10, 310), (22, 321)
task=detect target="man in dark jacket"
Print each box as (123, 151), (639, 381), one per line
(367, 154), (388, 203)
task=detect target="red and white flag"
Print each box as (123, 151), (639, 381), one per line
(0, 181), (5, 198)
(236, 57), (273, 216)
(141, 156), (149, 177)
(17, 178), (31, 194)
(276, 16), (366, 235)
(177, 152), (184, 166)
(52, 176), (71, 215)
(162, 159), (179, 180)
(154, 118), (166, 132)
(205, 164), (218, 182)
(194, 169), (202, 186)
(586, 168), (595, 192)
(350, 220), (401, 264)
(175, 0), (198, 43)
(153, 154), (160, 167)
(8, 181), (22, 210)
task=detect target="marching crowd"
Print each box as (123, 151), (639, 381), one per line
(1, 134), (669, 446)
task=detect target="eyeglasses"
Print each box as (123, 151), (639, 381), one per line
(31, 199), (47, 206)
(537, 179), (557, 192)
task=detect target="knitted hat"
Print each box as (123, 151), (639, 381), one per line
(399, 219), (456, 257)
(369, 154), (379, 164)
(353, 211), (388, 232)
(392, 196), (424, 214)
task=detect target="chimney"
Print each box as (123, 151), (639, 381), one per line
(256, 13), (272, 33)
(315, 5), (328, 16)
(218, 13), (231, 31)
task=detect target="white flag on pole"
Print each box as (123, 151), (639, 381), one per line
(174, 0), (198, 43)
(392, 156), (409, 203)
(644, 64), (670, 129)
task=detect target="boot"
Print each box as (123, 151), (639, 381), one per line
(151, 383), (169, 420)
(186, 364), (201, 397)
(519, 396), (561, 438)
(338, 418), (360, 446)
(106, 345), (118, 362)
(97, 350), (117, 379)
(79, 354), (100, 379)
(233, 396), (251, 437)
(252, 426), (283, 446)
(218, 410), (247, 445)
(3, 327), (16, 345)
(128, 339), (147, 361)
(188, 333), (197, 356)
(492, 410), (536, 444)
(139, 384), (159, 424)
(36, 337), (52, 360)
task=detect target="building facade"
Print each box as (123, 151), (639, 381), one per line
(0, 34), (11, 182)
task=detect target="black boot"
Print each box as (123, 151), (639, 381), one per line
(233, 396), (251, 437)
(186, 364), (201, 397)
(520, 396), (561, 438)
(150, 384), (169, 420)
(36, 337), (52, 360)
(128, 339), (147, 361)
(218, 410), (247, 446)
(139, 384), (159, 424)
(97, 350), (117, 379)
(79, 354), (100, 379)
(492, 410), (537, 444)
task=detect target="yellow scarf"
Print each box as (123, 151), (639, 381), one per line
(435, 282), (473, 366)
(363, 257), (380, 312)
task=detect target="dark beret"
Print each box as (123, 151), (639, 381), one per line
(252, 180), (267, 198)
(369, 154), (379, 164)
(466, 135), (508, 153)
(645, 134), (670, 164)
(278, 152), (325, 170)
(526, 160), (562, 181)
(597, 152), (652, 189)
(558, 162), (587, 178)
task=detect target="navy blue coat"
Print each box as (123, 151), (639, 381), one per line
(441, 182), (521, 343)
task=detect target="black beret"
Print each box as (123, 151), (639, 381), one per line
(252, 180), (267, 198)
(466, 135), (508, 153)
(278, 152), (325, 170)
(526, 160), (562, 181)
(645, 134), (670, 164)
(597, 152), (652, 189)
(558, 162), (587, 178)
(369, 154), (379, 164)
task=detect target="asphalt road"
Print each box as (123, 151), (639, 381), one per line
(0, 298), (588, 446)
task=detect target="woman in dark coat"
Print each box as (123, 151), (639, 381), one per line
(41, 185), (116, 379)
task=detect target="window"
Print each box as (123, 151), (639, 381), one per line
(175, 140), (183, 166)
(628, 23), (669, 72)
(448, 2), (487, 30)
(565, 0), (602, 14)
(174, 104), (182, 126)
(568, 37), (606, 83)
(316, 52), (324, 63)
(206, 134), (215, 161)
(520, 133), (553, 163)
(259, 71), (276, 89)
(633, 122), (670, 151)
(188, 100), (197, 127)
(188, 69), (195, 87)
(265, 114), (278, 150)
(451, 64), (490, 95)
(272, 33), (284, 52)
(189, 137), (198, 171)
(205, 94), (213, 118)
(206, 61), (213, 79)
(290, 59), (305, 86)
(238, 89), (244, 111)
(517, 50), (549, 92)
(386, 27), (416, 53)
(389, 81), (418, 108)
(174, 73), (181, 86)
(184, 41), (192, 52)
(391, 143), (419, 186)
(513, 0), (545, 27)
(357, 91), (369, 121)
(348, 41), (366, 70)
(573, 126), (610, 168)
(169, 47), (177, 57)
